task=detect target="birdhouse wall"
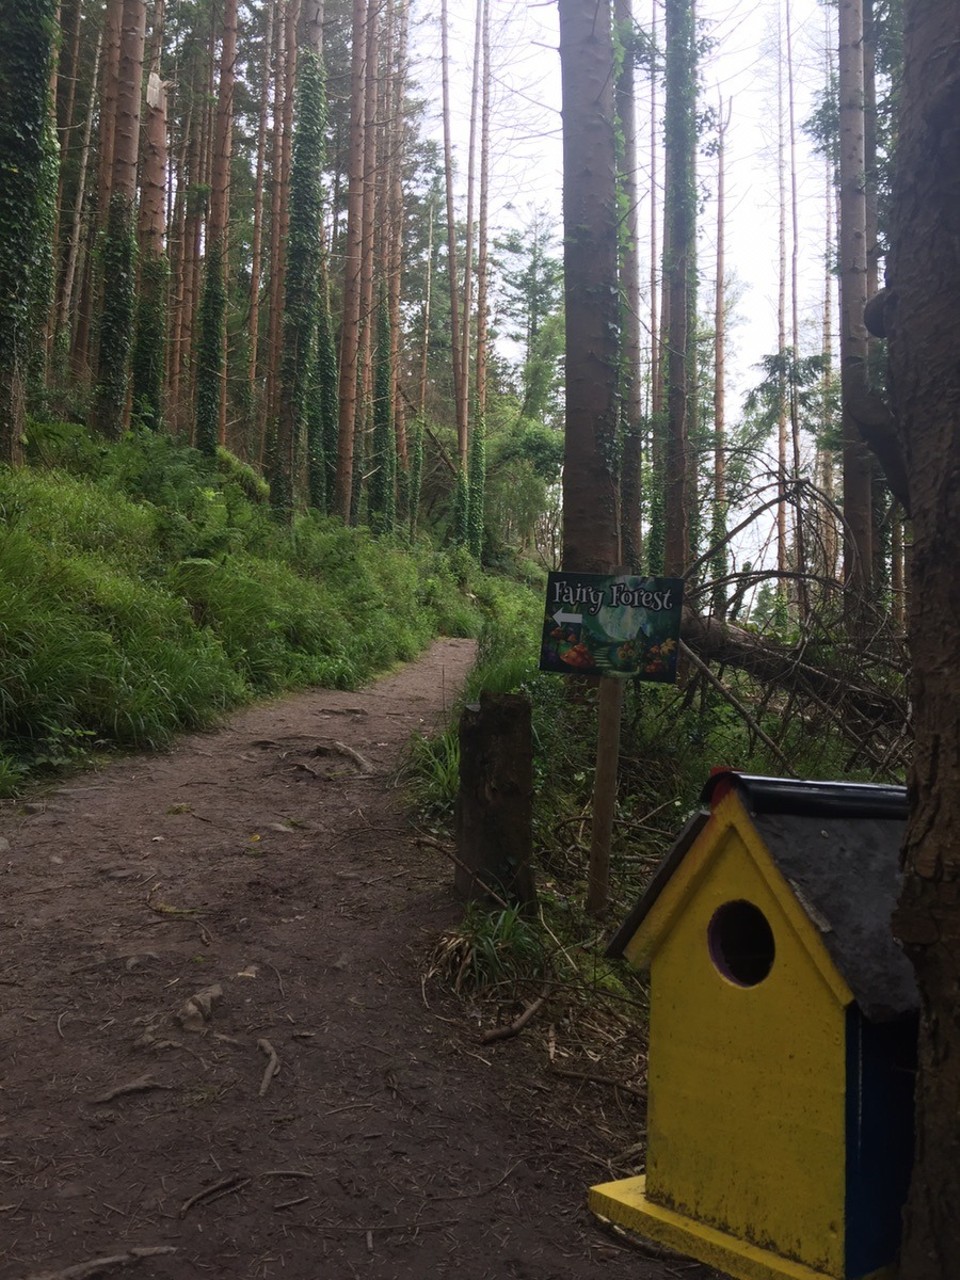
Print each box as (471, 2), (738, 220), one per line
(644, 817), (852, 1276)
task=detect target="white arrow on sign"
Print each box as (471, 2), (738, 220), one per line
(553, 611), (582, 626)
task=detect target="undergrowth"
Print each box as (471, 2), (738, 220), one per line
(0, 421), (494, 795)
(411, 593), (867, 1054)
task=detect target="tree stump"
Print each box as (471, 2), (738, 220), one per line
(454, 691), (536, 910)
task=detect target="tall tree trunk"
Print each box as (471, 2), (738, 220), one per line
(838, 0), (874, 608)
(711, 99), (729, 617)
(131, 21), (169, 432)
(248, 1), (274, 435)
(57, 24), (101, 357)
(0, 0), (57, 463)
(558, 0), (620, 573)
(333, 0), (367, 519)
(617, 0), (643, 573)
(887, 8), (960, 1277)
(272, 0), (325, 515)
(467, 0), (490, 560)
(440, 0), (465, 469)
(786, 0), (808, 619)
(93, 0), (146, 441)
(661, 0), (697, 578)
(195, 0), (238, 456)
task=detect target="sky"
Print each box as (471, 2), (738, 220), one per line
(412, 0), (834, 403)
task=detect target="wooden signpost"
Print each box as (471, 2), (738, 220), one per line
(539, 572), (684, 914)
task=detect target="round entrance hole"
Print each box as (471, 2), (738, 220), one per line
(708, 899), (775, 987)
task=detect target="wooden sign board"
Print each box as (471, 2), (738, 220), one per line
(539, 571), (684, 681)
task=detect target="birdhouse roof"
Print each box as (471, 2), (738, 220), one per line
(609, 771), (918, 1022)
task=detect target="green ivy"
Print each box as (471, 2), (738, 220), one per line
(0, 0), (56, 460)
(467, 411), (485, 559)
(131, 253), (170, 431)
(368, 297), (395, 535)
(271, 46), (327, 512)
(94, 192), (138, 442)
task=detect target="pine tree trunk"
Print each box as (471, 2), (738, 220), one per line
(661, 0), (697, 578)
(440, 0), (465, 469)
(617, 0), (643, 573)
(838, 0), (874, 608)
(558, 0), (620, 574)
(887, 7), (960, 1276)
(333, 0), (367, 519)
(93, 0), (146, 441)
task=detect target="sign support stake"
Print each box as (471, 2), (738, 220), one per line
(587, 675), (624, 916)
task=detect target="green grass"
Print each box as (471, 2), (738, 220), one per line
(0, 422), (497, 796)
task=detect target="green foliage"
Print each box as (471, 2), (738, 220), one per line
(0, 426), (488, 794)
(409, 416), (425, 537)
(431, 902), (548, 996)
(467, 412), (485, 558)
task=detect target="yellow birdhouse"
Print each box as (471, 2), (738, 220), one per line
(590, 771), (917, 1280)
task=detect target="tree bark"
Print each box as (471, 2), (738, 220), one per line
(333, 0), (367, 519)
(838, 0), (874, 604)
(558, 0), (620, 574)
(887, 6), (960, 1276)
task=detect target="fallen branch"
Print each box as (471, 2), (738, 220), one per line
(480, 986), (552, 1044)
(679, 641), (796, 776)
(257, 1039), (280, 1096)
(92, 1075), (171, 1104)
(24, 1245), (177, 1280)
(179, 1175), (249, 1219)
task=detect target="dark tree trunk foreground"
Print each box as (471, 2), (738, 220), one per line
(886, 5), (960, 1276)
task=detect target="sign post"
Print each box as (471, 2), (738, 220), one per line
(539, 572), (684, 915)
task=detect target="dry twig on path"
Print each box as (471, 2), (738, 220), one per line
(23, 1245), (177, 1280)
(257, 1038), (280, 1096)
(179, 1175), (249, 1219)
(92, 1074), (171, 1104)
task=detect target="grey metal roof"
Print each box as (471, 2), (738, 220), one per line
(608, 771), (918, 1022)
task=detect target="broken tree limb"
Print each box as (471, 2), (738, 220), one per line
(679, 641), (796, 776)
(24, 1246), (177, 1280)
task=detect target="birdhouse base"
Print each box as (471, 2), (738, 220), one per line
(589, 1176), (893, 1280)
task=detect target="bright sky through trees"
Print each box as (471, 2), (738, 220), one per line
(416, 0), (831, 398)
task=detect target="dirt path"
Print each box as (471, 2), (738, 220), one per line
(0, 638), (719, 1280)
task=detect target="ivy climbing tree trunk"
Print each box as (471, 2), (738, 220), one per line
(131, 13), (169, 432)
(92, 0), (146, 442)
(195, 0), (237, 457)
(0, 0), (57, 463)
(661, 0), (697, 578)
(272, 0), (325, 516)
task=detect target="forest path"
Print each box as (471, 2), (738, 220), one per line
(0, 637), (718, 1280)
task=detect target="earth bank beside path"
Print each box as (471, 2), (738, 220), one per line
(0, 637), (720, 1280)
